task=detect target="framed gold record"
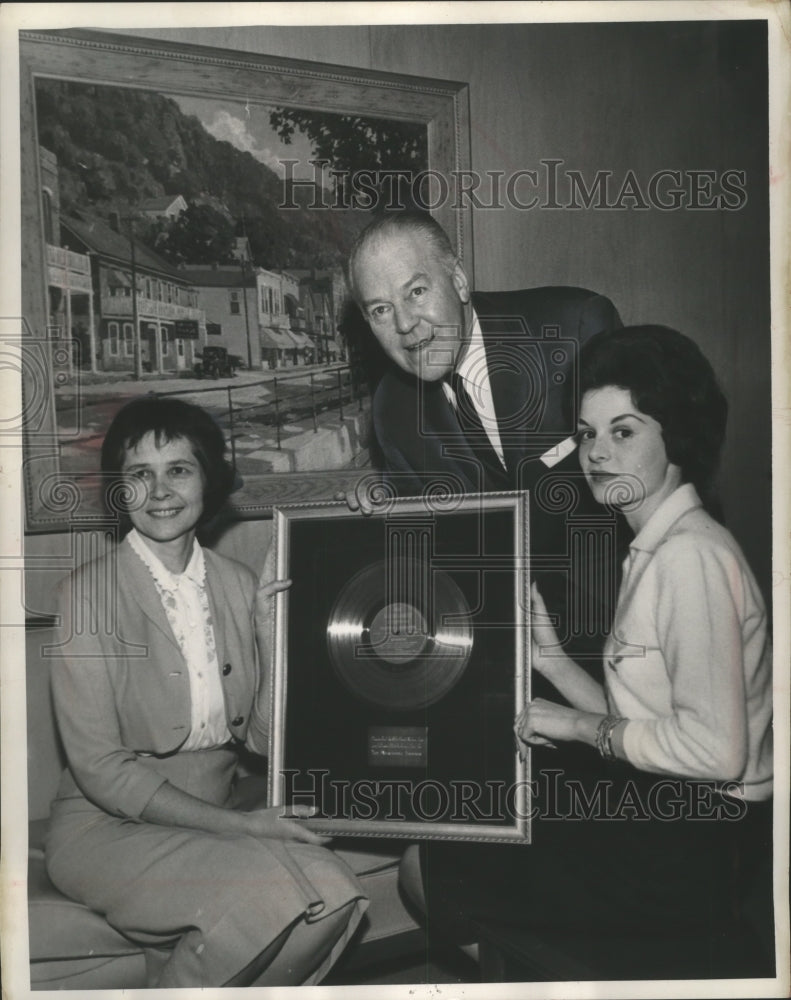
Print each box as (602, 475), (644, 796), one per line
(269, 490), (531, 843)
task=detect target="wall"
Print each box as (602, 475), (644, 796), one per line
(196, 282), (260, 367)
(25, 19), (772, 612)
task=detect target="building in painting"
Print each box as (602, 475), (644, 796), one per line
(39, 146), (346, 379)
(40, 146), (204, 376)
(59, 212), (204, 374)
(180, 264), (260, 369)
(285, 268), (347, 363)
(257, 268), (310, 368)
(138, 194), (188, 221)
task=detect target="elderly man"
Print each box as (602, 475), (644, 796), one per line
(343, 216), (772, 981)
(346, 210), (624, 661)
(344, 211), (628, 961)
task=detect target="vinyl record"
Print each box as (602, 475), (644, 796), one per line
(326, 558), (473, 710)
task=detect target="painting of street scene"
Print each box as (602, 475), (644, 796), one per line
(35, 77), (426, 496)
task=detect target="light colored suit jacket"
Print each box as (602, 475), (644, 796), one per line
(50, 537), (268, 820)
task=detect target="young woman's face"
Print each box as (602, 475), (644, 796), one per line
(578, 386), (682, 529)
(121, 433), (205, 549)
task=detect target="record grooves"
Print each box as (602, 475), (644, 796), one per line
(326, 558), (474, 710)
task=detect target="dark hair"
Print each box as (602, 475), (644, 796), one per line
(346, 210), (457, 302)
(570, 325), (728, 504)
(100, 395), (235, 526)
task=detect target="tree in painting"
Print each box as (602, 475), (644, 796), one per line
(269, 108), (427, 204)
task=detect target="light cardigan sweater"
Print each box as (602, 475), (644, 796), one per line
(604, 483), (773, 800)
(51, 536), (268, 819)
(126, 529), (232, 750)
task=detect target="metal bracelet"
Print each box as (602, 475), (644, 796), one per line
(595, 714), (624, 762)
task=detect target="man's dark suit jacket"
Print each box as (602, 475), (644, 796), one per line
(371, 286), (625, 663)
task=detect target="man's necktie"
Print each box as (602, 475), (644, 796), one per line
(449, 372), (510, 489)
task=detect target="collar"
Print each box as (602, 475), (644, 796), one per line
(126, 528), (205, 591)
(629, 482), (703, 554)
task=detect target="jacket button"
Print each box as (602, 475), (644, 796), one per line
(232, 715), (244, 727)
(222, 663), (232, 676)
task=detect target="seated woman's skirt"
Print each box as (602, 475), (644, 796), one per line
(44, 747), (368, 987)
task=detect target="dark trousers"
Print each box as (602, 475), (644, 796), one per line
(420, 753), (773, 974)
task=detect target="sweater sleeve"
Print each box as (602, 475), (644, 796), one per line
(620, 535), (750, 781)
(50, 576), (169, 819)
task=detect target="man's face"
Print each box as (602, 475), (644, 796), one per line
(352, 230), (471, 381)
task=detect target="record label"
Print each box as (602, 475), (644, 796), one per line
(326, 558), (474, 710)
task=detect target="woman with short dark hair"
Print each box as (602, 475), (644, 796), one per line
(410, 326), (773, 976)
(572, 324), (728, 512)
(45, 396), (367, 988)
(100, 395), (236, 524)
(519, 325), (771, 793)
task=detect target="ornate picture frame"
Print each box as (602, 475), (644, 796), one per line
(269, 491), (531, 844)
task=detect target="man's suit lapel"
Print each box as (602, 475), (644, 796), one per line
(417, 380), (484, 492)
(474, 293), (534, 479)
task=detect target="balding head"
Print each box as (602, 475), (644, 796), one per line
(347, 211), (458, 303)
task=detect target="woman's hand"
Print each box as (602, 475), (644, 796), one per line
(257, 577), (292, 602)
(515, 699), (607, 759)
(515, 698), (582, 750)
(530, 582), (564, 675)
(241, 804), (331, 846)
(334, 489), (375, 516)
(141, 783), (330, 841)
(255, 575), (291, 622)
(526, 584), (609, 712)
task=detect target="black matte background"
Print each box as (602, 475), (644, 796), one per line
(283, 508), (520, 825)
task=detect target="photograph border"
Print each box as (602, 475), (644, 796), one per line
(2, 4), (789, 999)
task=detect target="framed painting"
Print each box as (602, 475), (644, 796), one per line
(18, 27), (472, 530)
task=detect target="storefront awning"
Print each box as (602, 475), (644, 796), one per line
(260, 326), (294, 351)
(278, 328), (301, 348)
(288, 330), (316, 349)
(274, 326), (307, 348)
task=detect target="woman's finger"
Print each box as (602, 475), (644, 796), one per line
(514, 700), (537, 731)
(515, 700), (557, 747)
(277, 805), (332, 844)
(335, 490), (361, 512)
(528, 736), (558, 749)
(277, 819), (331, 846)
(281, 803), (318, 820)
(530, 583), (553, 621)
(258, 578), (292, 598)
